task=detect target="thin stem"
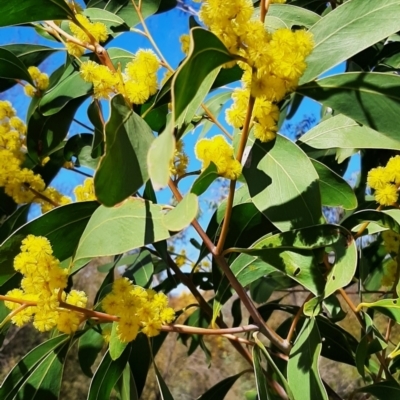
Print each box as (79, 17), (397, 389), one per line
(168, 178), (290, 353)
(201, 103), (233, 140)
(286, 293), (313, 344)
(260, 0), (271, 23)
(161, 323), (258, 335)
(0, 304), (29, 329)
(73, 118), (94, 132)
(130, 0), (173, 71)
(26, 185), (60, 207)
(70, 168), (93, 178)
(175, 170), (201, 185)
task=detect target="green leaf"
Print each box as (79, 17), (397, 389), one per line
(73, 198), (172, 270)
(27, 96), (86, 162)
(0, 205), (30, 244)
(87, 100), (105, 158)
(94, 95), (154, 206)
(359, 298), (400, 323)
(153, 361), (174, 400)
(0, 335), (70, 399)
(78, 328), (105, 377)
(110, 322), (129, 361)
(243, 134), (321, 231)
(311, 159), (357, 209)
(0, 201), (99, 286)
(115, 364), (139, 400)
(287, 318), (328, 400)
(356, 381), (400, 399)
(0, 44), (57, 92)
(175, 67), (220, 135)
(162, 193), (199, 231)
(297, 73), (400, 137)
(121, 251), (154, 287)
(172, 28), (234, 122)
(197, 371), (248, 400)
(300, 114), (400, 151)
(0, 48), (34, 85)
(191, 163), (219, 196)
(83, 8), (128, 35)
(39, 62), (92, 116)
(0, 0), (73, 27)
(300, 0), (400, 83)
(88, 347), (131, 400)
(266, 4), (320, 28)
(252, 346), (269, 400)
(147, 130), (175, 190)
(86, 0), (170, 28)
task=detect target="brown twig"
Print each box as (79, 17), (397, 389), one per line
(286, 293), (313, 344)
(201, 103), (233, 140)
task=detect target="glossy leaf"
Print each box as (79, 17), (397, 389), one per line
(0, 205), (30, 244)
(123, 250), (154, 288)
(73, 198), (172, 269)
(191, 163), (218, 196)
(0, 48), (34, 85)
(88, 347), (131, 400)
(154, 361), (175, 400)
(0, 44), (57, 92)
(172, 28), (234, 122)
(300, 114), (400, 151)
(115, 364), (139, 400)
(162, 193), (199, 231)
(147, 129), (175, 190)
(243, 133), (321, 231)
(267, 4), (320, 28)
(87, 100), (105, 158)
(356, 381), (400, 399)
(197, 371), (247, 400)
(287, 318), (328, 400)
(300, 0), (400, 83)
(83, 8), (128, 34)
(27, 96), (86, 162)
(110, 322), (129, 361)
(0, 0), (73, 27)
(359, 298), (400, 323)
(252, 346), (268, 400)
(78, 328), (105, 377)
(0, 335), (70, 399)
(0, 201), (99, 286)
(94, 95), (154, 206)
(297, 73), (400, 137)
(311, 159), (357, 209)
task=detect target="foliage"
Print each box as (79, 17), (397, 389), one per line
(1, 0), (400, 399)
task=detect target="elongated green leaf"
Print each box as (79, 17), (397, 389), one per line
(147, 130), (175, 190)
(287, 318), (328, 400)
(94, 95), (154, 206)
(266, 4), (320, 28)
(0, 335), (69, 399)
(243, 133), (321, 231)
(0, 0), (73, 27)
(115, 364), (139, 400)
(0, 205), (29, 244)
(154, 361), (175, 400)
(87, 100), (104, 158)
(191, 163), (218, 196)
(78, 328), (105, 377)
(300, 114), (400, 151)
(0, 45), (57, 92)
(356, 381), (400, 399)
(341, 209), (400, 237)
(172, 28), (234, 122)
(73, 198), (172, 269)
(297, 73), (400, 137)
(197, 371), (248, 400)
(27, 96), (86, 162)
(300, 0), (400, 83)
(311, 159), (357, 210)
(0, 48), (34, 85)
(359, 298), (400, 322)
(176, 67), (220, 133)
(110, 322), (129, 361)
(0, 201), (98, 286)
(86, 0), (172, 28)
(162, 193), (199, 231)
(88, 347), (131, 400)
(83, 8), (128, 34)
(252, 346), (269, 400)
